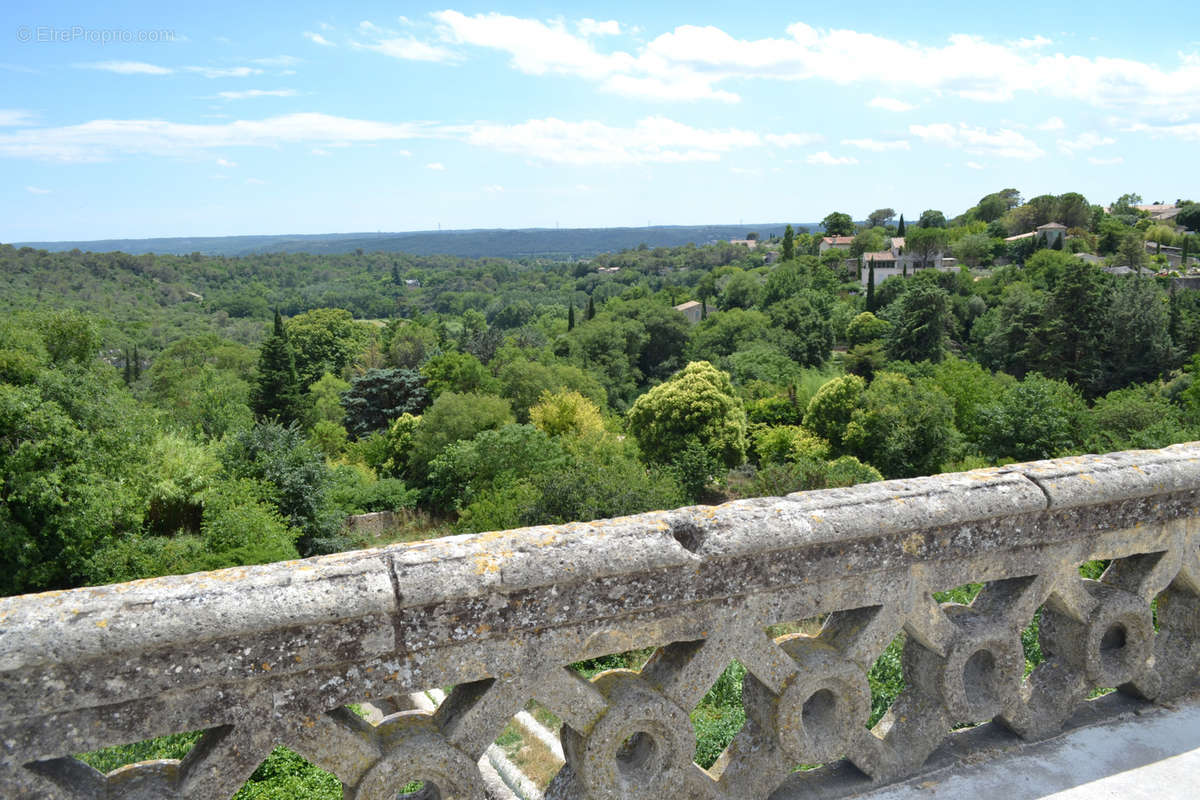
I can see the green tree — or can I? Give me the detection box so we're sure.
[586,295,596,321]
[342,368,429,439]
[850,228,887,258]
[427,424,565,512]
[285,308,373,387]
[407,392,515,483]
[802,374,866,451]
[627,361,748,469]
[953,233,994,267]
[866,208,897,229]
[766,293,834,367]
[221,422,343,556]
[905,227,948,269]
[866,259,877,312]
[896,214,906,236]
[1033,261,1107,395]
[782,224,795,261]
[421,351,497,398]
[886,283,952,363]
[977,373,1089,461]
[843,372,956,478]
[567,303,576,331]
[917,209,948,229]
[530,389,607,439]
[821,212,855,237]
[845,311,891,346]
[1177,205,1200,233]
[250,312,303,426]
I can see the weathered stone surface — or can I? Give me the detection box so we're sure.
[1,445,1199,799]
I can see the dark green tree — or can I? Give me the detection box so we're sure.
[567,303,575,331]
[250,312,303,425]
[896,214,906,236]
[886,283,951,363]
[586,295,596,321]
[342,368,429,439]
[782,224,795,261]
[1034,261,1108,395]
[866,259,877,312]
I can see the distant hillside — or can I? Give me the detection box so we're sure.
[12,223,816,260]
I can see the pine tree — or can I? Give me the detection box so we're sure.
[782,224,795,261]
[251,312,303,425]
[896,214,906,237]
[567,303,575,331]
[866,258,877,312]
[586,295,596,321]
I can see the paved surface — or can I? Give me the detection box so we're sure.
[862,700,1200,800]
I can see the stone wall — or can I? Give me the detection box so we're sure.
[2,445,1199,799]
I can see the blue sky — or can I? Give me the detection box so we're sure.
[3,1,1199,241]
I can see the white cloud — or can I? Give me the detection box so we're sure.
[457,116,762,165]
[764,132,824,147]
[78,60,174,75]
[1037,116,1066,131]
[0,110,34,126]
[482,184,504,192]
[577,19,621,37]
[245,177,265,184]
[1088,156,1124,165]
[392,15,1200,114]
[0,112,426,161]
[1013,35,1053,49]
[216,157,236,167]
[434,11,636,80]
[311,147,330,156]
[842,137,910,151]
[1124,120,1200,141]
[805,151,858,166]
[425,162,446,170]
[353,35,458,62]
[966,161,985,169]
[304,32,334,46]
[186,66,263,78]
[1057,131,1115,155]
[217,89,299,100]
[25,185,51,194]
[251,56,301,67]
[729,166,763,175]
[869,96,916,112]
[909,122,1045,159]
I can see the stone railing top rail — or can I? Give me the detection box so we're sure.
[2,444,1199,800]
[2,445,1198,675]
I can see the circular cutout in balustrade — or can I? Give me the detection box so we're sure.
[562,671,696,800]
[749,637,871,764]
[1040,581,1153,688]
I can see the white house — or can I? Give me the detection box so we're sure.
[858,236,952,286]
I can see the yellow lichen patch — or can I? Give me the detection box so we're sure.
[902,533,925,557]
[1079,475,1097,484]
[94,619,108,628]
[261,662,272,671]
[811,515,824,523]
[473,552,505,575]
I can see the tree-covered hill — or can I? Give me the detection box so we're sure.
[12,223,815,260]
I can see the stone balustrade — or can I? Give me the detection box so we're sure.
[2,445,1199,800]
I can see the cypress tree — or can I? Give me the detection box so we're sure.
[132,346,141,381]
[897,214,906,237]
[567,303,575,331]
[122,348,133,385]
[586,295,595,321]
[866,258,877,312]
[701,299,708,320]
[251,311,303,425]
[1182,236,1191,269]
[782,224,795,261]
